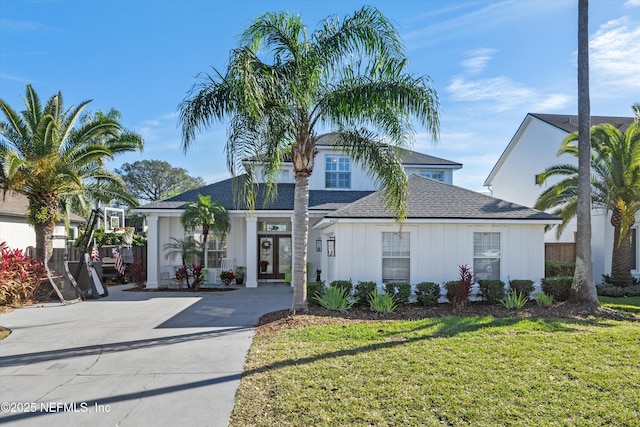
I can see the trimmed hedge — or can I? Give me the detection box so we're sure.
[384,282,411,304]
[415,282,441,306]
[596,284,640,297]
[307,281,325,305]
[545,261,575,277]
[354,281,377,305]
[541,276,572,301]
[329,280,353,295]
[478,279,506,303]
[509,279,535,296]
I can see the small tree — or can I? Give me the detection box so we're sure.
[181,195,230,266]
[163,237,200,288]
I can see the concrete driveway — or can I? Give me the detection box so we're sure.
[0,284,292,427]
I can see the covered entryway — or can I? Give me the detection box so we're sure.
[258,235,292,281]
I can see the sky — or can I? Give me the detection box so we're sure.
[1,0,639,193]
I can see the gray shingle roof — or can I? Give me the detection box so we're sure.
[529,113,634,134]
[327,175,559,221]
[1,191,85,222]
[136,176,374,211]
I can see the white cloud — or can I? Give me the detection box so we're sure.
[532,94,572,111]
[446,77,536,112]
[461,49,496,74]
[590,17,640,92]
[624,0,640,7]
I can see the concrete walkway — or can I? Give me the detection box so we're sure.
[0,284,292,427]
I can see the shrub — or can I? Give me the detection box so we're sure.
[601,274,640,287]
[509,279,534,296]
[307,281,325,305]
[445,264,474,309]
[478,279,506,303]
[541,276,573,301]
[315,286,353,312]
[501,290,528,309]
[536,292,554,307]
[354,281,377,305]
[596,284,640,297]
[415,282,441,306]
[128,260,146,287]
[329,280,353,295]
[368,291,397,313]
[545,261,575,277]
[384,282,411,305]
[1,242,46,306]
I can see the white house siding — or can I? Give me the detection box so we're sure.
[0,215,78,252]
[487,118,576,243]
[322,221,546,294]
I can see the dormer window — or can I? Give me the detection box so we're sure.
[325,155,350,188]
[419,170,444,182]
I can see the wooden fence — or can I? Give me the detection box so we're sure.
[545,242,576,263]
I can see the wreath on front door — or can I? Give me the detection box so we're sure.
[261,240,272,250]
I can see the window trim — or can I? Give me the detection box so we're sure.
[473,232,501,282]
[418,170,445,182]
[325,155,351,189]
[381,231,410,283]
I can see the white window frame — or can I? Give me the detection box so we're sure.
[325,155,351,189]
[205,234,227,269]
[473,232,501,281]
[382,231,410,283]
[419,170,445,182]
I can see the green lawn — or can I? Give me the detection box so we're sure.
[600,296,640,314]
[231,311,640,426]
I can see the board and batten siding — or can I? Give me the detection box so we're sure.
[324,222,546,288]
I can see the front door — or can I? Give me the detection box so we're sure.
[258,235,292,280]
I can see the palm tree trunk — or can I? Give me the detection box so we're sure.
[572,0,599,308]
[610,210,633,286]
[34,221,55,262]
[291,171,310,314]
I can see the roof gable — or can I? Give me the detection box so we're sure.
[485,113,635,186]
[328,174,559,221]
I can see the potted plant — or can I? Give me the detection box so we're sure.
[259,260,269,273]
[235,266,245,285]
[220,270,236,286]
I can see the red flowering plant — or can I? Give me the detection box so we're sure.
[1,242,46,306]
[220,270,236,286]
[175,266,189,289]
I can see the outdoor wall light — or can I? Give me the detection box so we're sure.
[327,237,335,257]
[316,238,322,252]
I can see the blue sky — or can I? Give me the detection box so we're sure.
[1,0,639,193]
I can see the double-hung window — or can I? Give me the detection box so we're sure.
[325,155,350,188]
[473,232,500,281]
[382,232,410,283]
[206,235,227,269]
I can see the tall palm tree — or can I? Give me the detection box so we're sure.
[535,120,640,287]
[0,85,143,260]
[179,7,439,313]
[181,194,230,266]
[572,0,598,307]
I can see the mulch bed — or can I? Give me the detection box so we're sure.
[256,301,639,335]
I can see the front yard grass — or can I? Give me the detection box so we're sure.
[599,296,640,314]
[230,314,640,426]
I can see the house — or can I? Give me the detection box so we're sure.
[137,134,560,292]
[484,113,638,281]
[0,191,84,251]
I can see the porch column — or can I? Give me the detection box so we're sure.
[245,216,258,288]
[146,215,159,289]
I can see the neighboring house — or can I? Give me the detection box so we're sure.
[484,113,638,281]
[137,134,559,291]
[0,191,84,251]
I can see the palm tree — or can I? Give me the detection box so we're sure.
[181,194,230,265]
[179,7,439,313]
[0,85,143,260]
[535,120,640,287]
[163,236,200,288]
